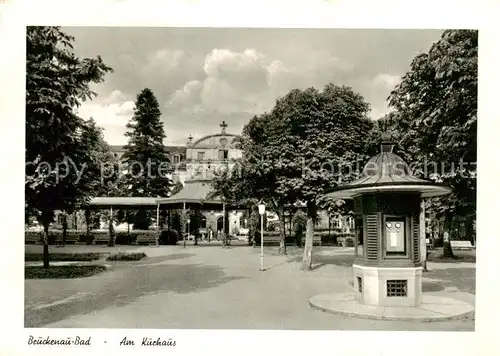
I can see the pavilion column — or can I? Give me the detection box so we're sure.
[420,199,427,271]
[222,203,229,246]
[183,202,186,248]
[108,207,115,247]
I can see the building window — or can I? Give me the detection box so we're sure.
[173,155,180,164]
[197,152,205,161]
[357,276,363,293]
[57,214,64,225]
[218,150,228,160]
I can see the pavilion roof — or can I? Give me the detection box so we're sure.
[156,179,223,207]
[86,180,244,210]
[87,197,160,209]
[325,136,452,199]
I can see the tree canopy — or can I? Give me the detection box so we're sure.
[387,30,477,218]
[25,26,113,267]
[121,88,173,229]
[211,83,374,266]
[122,88,173,198]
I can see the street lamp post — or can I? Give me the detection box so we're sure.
[258,202,266,271]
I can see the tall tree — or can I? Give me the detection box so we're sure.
[25,26,112,268]
[122,88,173,228]
[212,84,373,267]
[388,30,477,257]
[269,85,373,270]
[210,113,295,254]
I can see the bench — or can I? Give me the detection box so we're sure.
[302,235,322,246]
[25,232,42,244]
[450,240,474,250]
[259,235,281,246]
[93,234,111,245]
[136,234,157,245]
[54,234,80,245]
[337,236,354,247]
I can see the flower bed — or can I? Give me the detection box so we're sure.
[106,252,147,261]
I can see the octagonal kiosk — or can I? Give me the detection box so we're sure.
[325,134,452,308]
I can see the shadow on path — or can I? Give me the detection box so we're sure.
[118,253,196,266]
[289,253,355,269]
[424,267,476,294]
[25,262,245,328]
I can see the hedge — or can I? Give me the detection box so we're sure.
[25,229,162,245]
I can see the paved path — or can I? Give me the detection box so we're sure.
[24,245,475,330]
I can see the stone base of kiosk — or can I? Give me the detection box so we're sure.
[309,292,475,322]
[353,264,422,307]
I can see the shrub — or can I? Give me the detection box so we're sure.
[160,229,179,245]
[267,221,277,232]
[254,230,282,245]
[25,265,107,279]
[434,238,444,247]
[115,232,139,245]
[106,252,147,261]
[321,235,338,245]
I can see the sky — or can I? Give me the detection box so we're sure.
[64,27,444,146]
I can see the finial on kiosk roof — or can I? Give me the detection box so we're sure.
[380,132,395,153]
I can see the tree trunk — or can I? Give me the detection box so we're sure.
[301,203,315,271]
[466,216,475,246]
[442,213,455,258]
[42,222,50,269]
[278,207,286,255]
[328,214,331,240]
[62,212,68,247]
[248,206,256,246]
[182,207,187,248]
[108,208,115,247]
[85,209,91,238]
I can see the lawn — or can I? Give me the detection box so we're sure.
[25,252,105,262]
[25,265,107,279]
[427,248,476,263]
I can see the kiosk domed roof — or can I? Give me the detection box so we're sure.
[325,133,452,199]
